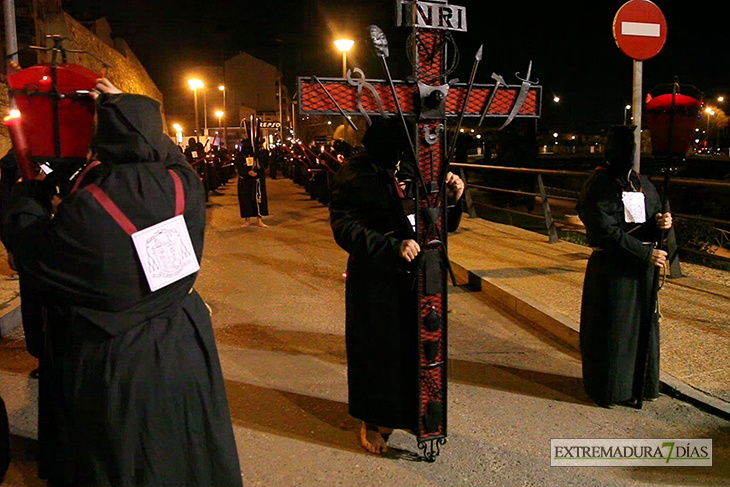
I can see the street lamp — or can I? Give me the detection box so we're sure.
[215,110,224,130]
[334,39,354,144]
[203,89,209,138]
[624,104,632,125]
[334,39,354,77]
[172,123,183,144]
[705,107,715,151]
[188,78,204,143]
[219,85,227,147]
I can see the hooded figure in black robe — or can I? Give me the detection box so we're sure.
[576,125,671,407]
[329,120,463,454]
[235,152,268,226]
[4,83,242,486]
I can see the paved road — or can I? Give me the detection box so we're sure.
[1,178,728,486]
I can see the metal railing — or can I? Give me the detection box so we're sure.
[452,163,589,244]
[452,161,730,272]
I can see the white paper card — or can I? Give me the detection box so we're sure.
[191,151,198,159]
[131,215,200,292]
[622,191,646,223]
[407,213,416,232]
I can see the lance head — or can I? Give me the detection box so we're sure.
[475,45,483,62]
[367,25,389,58]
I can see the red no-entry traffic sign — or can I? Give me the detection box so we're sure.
[613,0,667,60]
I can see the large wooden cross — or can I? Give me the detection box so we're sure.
[298,0,541,461]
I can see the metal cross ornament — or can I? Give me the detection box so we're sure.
[298,0,542,462]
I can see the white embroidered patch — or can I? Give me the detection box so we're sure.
[131,215,200,292]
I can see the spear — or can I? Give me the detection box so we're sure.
[632,79,679,409]
[444,44,483,175]
[367,25,420,168]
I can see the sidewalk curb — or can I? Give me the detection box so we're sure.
[450,261,580,352]
[660,373,730,421]
[450,258,730,421]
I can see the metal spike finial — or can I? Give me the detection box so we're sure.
[367,25,389,58]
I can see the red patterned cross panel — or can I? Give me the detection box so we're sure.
[298,76,542,119]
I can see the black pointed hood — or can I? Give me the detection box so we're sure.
[91,93,171,164]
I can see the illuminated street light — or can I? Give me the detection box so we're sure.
[334,39,355,143]
[553,96,560,103]
[188,78,204,142]
[219,85,227,147]
[705,107,715,150]
[215,110,224,129]
[334,39,355,76]
[172,123,183,144]
[624,104,632,125]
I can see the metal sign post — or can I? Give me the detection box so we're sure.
[613,0,668,172]
[298,0,541,461]
[613,0,670,410]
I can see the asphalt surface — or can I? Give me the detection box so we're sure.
[0,176,728,486]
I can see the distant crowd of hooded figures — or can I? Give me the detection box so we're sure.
[176,134,354,228]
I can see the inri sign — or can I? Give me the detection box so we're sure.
[396,0,467,32]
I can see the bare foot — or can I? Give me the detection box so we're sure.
[256,219,268,228]
[359,422,390,454]
[241,222,250,228]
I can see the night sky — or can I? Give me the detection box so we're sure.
[65,0,730,132]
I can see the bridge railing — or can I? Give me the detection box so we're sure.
[452,162,730,273]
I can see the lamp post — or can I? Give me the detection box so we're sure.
[624,104,632,125]
[172,123,183,145]
[188,78,204,143]
[219,85,227,147]
[705,107,715,151]
[215,110,224,130]
[203,88,209,139]
[715,95,730,156]
[334,38,354,144]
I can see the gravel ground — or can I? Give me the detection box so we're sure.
[681,261,730,287]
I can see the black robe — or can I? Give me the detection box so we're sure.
[5,93,242,486]
[576,167,662,404]
[0,394,8,483]
[329,150,461,429]
[235,159,268,218]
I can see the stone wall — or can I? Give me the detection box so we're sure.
[0,11,165,155]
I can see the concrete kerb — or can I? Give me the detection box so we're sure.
[449,257,730,421]
[450,260,580,352]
